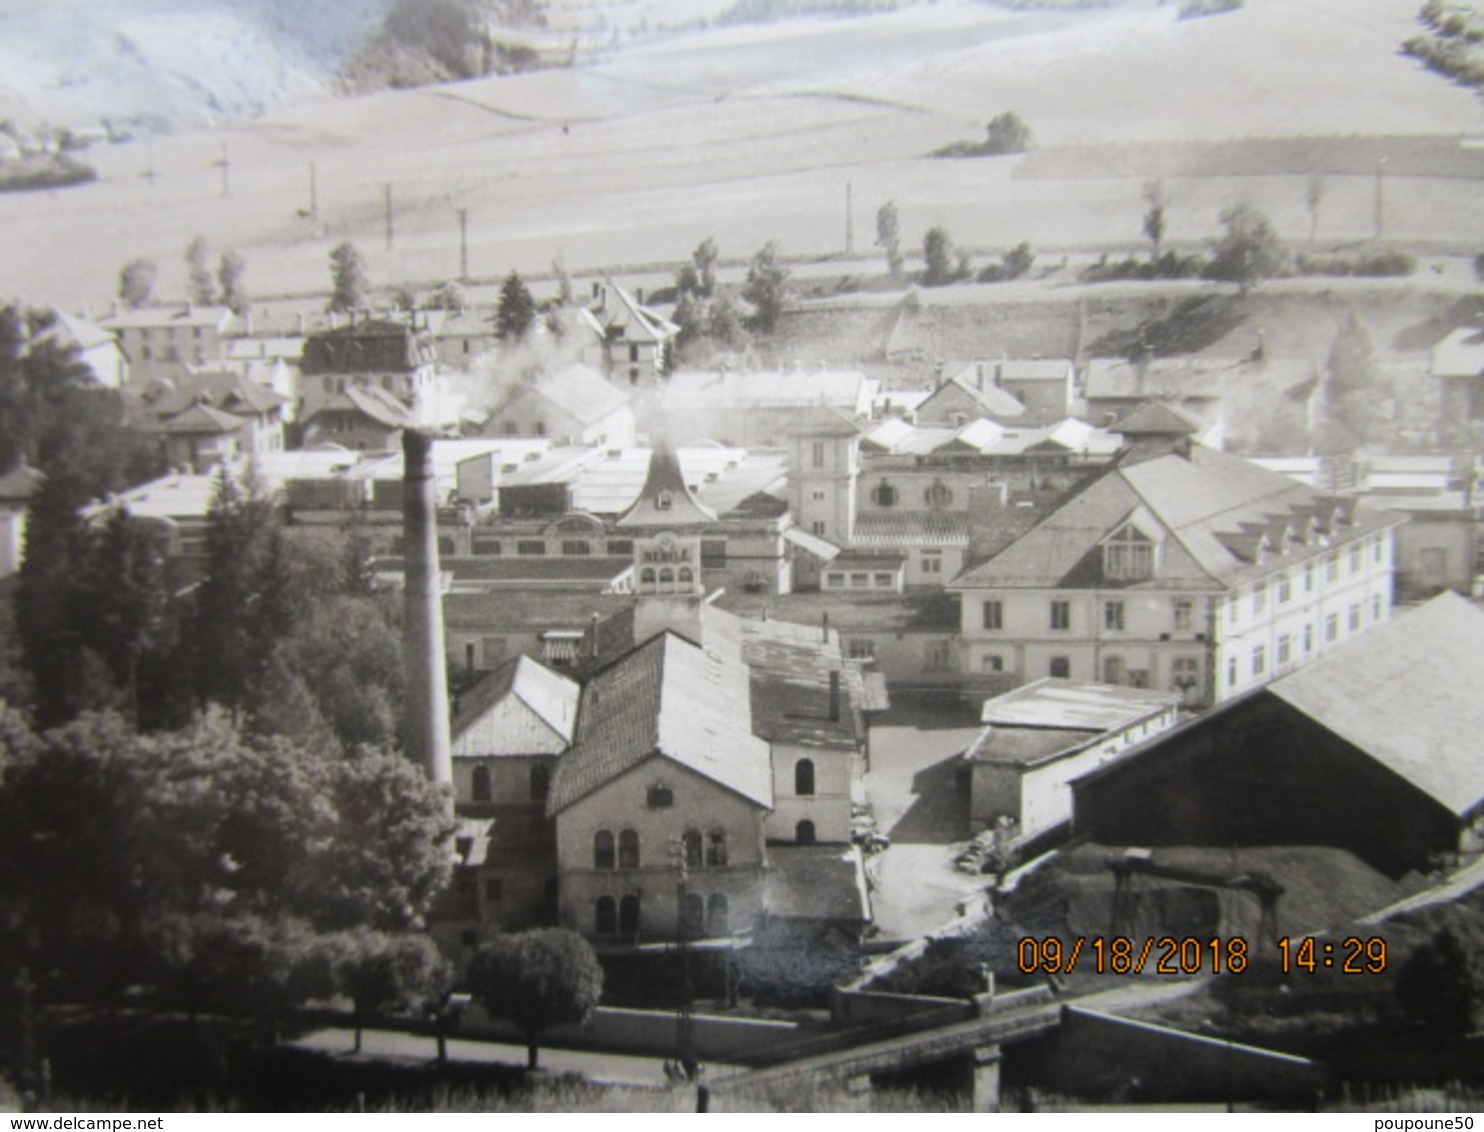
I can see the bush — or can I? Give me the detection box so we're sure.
[1296,251,1417,278]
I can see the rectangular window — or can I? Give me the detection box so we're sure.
[1252,646,1265,676]
[925,640,953,671]
[811,442,825,468]
[561,539,591,556]
[1228,599,1238,624]
[982,601,1003,631]
[921,556,942,574]
[1227,656,1238,688]
[812,490,825,501]
[1251,583,1266,615]
[1277,576,1291,603]
[517,540,546,556]
[646,785,673,809]
[1173,600,1192,631]
[1050,656,1070,679]
[1305,567,1313,593]
[473,538,502,556]
[1326,555,1338,582]
[607,539,634,557]
[1050,600,1070,631]
[981,654,1004,673]
[874,573,894,588]
[1303,623,1313,653]
[1171,656,1200,692]
[850,572,869,588]
[825,573,844,589]
[847,638,875,660]
[1104,601,1125,631]
[1373,537,1383,563]
[1348,603,1361,631]
[1349,546,1361,573]
[701,539,727,568]
[1325,613,1337,642]
[1372,594,1381,620]
[1277,635,1291,664]
[811,520,826,536]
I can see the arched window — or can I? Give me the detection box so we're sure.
[678,565,694,586]
[640,566,656,588]
[924,481,953,508]
[471,765,492,803]
[682,828,703,869]
[618,828,640,869]
[795,819,817,845]
[659,566,675,592]
[530,763,550,802]
[594,829,615,870]
[871,481,898,507]
[706,893,729,937]
[795,758,816,797]
[619,894,641,937]
[657,490,673,511]
[707,830,728,867]
[595,896,617,936]
[681,892,704,938]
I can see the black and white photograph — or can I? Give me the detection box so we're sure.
[0,0,1482,1116]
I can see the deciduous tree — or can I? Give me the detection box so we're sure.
[1206,202,1286,294]
[467,929,603,1069]
[876,201,903,278]
[186,236,216,306]
[118,258,158,309]
[741,241,789,334]
[922,226,958,286]
[983,112,1033,155]
[218,249,249,314]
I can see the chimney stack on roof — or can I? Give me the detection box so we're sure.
[828,669,841,723]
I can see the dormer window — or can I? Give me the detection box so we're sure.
[1103,525,1155,581]
[656,490,672,512]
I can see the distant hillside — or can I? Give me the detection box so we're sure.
[0,0,396,132]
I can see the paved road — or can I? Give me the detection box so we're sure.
[864,708,986,940]
[292,1027,736,1087]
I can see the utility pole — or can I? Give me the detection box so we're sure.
[218,140,230,198]
[459,208,469,281]
[845,181,855,256]
[384,182,394,251]
[308,161,318,221]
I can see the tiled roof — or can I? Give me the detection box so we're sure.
[1111,401,1203,436]
[547,632,771,814]
[150,372,287,419]
[301,319,437,375]
[442,591,637,633]
[951,445,1405,592]
[714,590,961,633]
[306,386,417,430]
[158,402,249,435]
[102,305,235,332]
[919,373,1027,420]
[1266,592,1484,817]
[763,844,869,922]
[451,654,580,756]
[377,556,631,584]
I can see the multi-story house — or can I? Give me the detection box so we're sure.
[102,304,239,387]
[949,407,1406,707]
[298,315,443,430]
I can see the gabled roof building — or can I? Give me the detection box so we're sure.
[1071,593,1484,875]
[949,428,1406,707]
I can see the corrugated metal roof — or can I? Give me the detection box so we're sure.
[1267,592,1484,817]
[852,512,970,547]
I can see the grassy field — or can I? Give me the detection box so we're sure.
[0,0,1480,310]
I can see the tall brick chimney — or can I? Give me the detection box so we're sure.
[403,430,453,803]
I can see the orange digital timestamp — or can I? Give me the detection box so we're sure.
[1016,936,1251,975]
[1277,936,1388,974]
